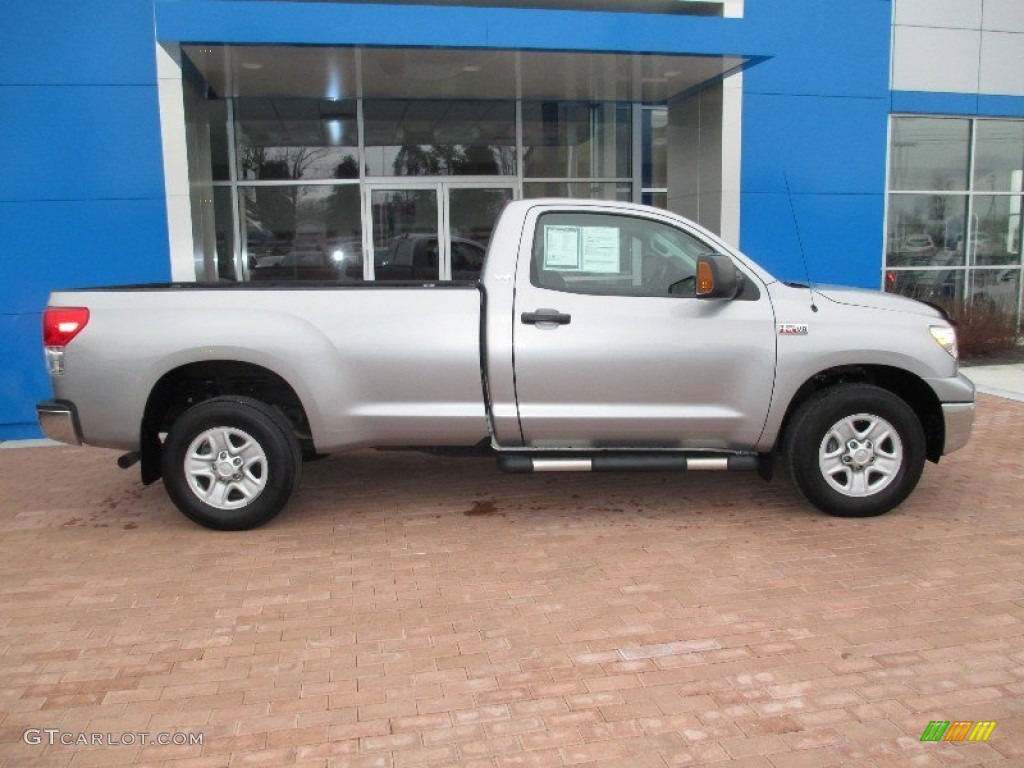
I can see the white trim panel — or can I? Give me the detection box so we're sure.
[980,32,1024,96]
[983,0,1024,33]
[720,70,742,246]
[893,0,981,30]
[156,43,197,282]
[891,26,981,94]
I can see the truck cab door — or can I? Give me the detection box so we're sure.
[511,206,777,450]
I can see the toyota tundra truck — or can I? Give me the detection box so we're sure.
[36,199,975,530]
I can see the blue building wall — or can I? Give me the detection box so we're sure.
[892,90,1024,118]
[1,0,892,439]
[738,0,892,289]
[0,1,171,439]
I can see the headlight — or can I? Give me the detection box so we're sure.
[930,325,958,360]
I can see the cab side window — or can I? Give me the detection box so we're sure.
[531,212,712,297]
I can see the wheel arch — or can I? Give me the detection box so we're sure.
[775,365,944,463]
[140,360,313,485]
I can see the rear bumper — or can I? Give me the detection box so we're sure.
[36,400,83,445]
[942,401,974,455]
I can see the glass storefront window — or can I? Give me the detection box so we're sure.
[889,117,970,191]
[448,187,512,254]
[885,115,1024,324]
[970,195,1023,266]
[885,194,968,267]
[643,107,668,189]
[209,100,230,182]
[363,100,516,177]
[235,99,360,181]
[970,268,1022,316]
[370,189,440,281]
[213,187,236,280]
[241,185,363,282]
[974,121,1024,193]
[208,95,647,283]
[367,185,512,282]
[886,268,965,306]
[522,101,631,179]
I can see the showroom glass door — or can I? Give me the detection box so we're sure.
[368,185,442,281]
[446,184,515,280]
[367,182,515,281]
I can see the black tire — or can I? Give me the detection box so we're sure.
[784,384,926,518]
[161,396,301,530]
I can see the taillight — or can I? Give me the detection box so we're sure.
[43,307,90,347]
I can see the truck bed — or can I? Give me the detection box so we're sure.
[49,282,489,452]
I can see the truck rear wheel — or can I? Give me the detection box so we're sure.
[784,384,925,518]
[161,396,301,530]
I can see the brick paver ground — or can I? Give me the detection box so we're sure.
[1,394,1022,767]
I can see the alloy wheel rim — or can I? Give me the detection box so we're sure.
[184,426,268,510]
[818,413,903,497]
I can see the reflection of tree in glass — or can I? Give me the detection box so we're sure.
[241,147,329,241]
[928,173,956,192]
[326,187,361,241]
[393,144,466,175]
[334,156,359,180]
[391,144,514,176]
[326,158,362,244]
[460,146,499,175]
[927,194,947,223]
[246,186,299,243]
[240,146,329,181]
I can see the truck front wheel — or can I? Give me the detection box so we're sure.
[161,396,301,530]
[784,384,926,518]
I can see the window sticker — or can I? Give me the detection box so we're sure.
[580,226,620,273]
[544,225,581,269]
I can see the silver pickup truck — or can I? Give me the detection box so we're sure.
[37,199,974,530]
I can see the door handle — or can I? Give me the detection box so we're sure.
[521,309,572,326]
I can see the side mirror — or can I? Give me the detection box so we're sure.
[696,253,741,300]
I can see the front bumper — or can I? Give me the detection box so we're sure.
[942,402,974,455]
[36,400,83,445]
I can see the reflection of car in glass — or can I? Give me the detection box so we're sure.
[252,254,283,268]
[888,257,1021,314]
[972,269,1021,312]
[250,236,364,282]
[450,239,487,280]
[890,233,937,266]
[374,235,486,281]
[955,231,997,262]
[902,234,935,252]
[326,238,366,281]
[887,252,964,305]
[250,250,343,282]
[325,239,361,265]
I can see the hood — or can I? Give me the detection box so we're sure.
[812,285,946,319]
